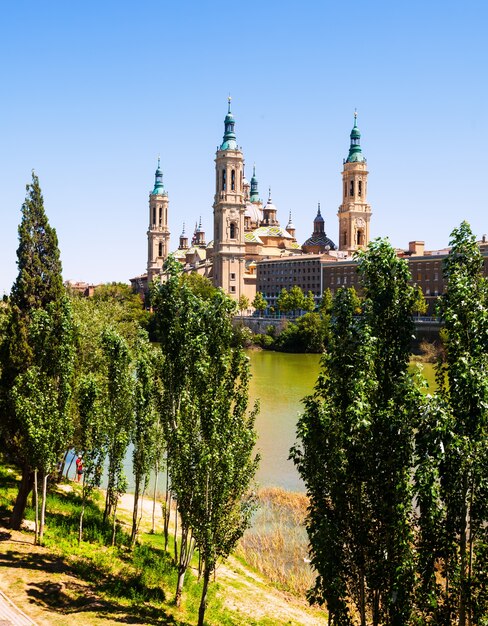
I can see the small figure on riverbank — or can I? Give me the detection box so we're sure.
[75,456,83,482]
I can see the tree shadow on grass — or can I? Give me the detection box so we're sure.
[26,579,182,625]
[0,550,189,625]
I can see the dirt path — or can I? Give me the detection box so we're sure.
[118,491,327,625]
[0,487,327,625]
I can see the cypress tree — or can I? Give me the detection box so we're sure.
[0,172,67,529]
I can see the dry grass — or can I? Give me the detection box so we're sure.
[237,487,314,596]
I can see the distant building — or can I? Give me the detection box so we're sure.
[131,103,371,302]
[65,280,99,297]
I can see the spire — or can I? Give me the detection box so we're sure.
[197,216,203,232]
[220,96,238,151]
[346,110,366,163]
[314,202,325,233]
[152,156,165,194]
[250,162,259,202]
[179,222,188,250]
[267,187,272,203]
[286,210,295,230]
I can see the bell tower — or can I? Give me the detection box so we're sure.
[213,97,246,300]
[337,112,372,253]
[147,157,170,283]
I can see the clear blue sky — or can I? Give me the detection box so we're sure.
[1,0,486,295]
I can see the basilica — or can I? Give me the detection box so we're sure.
[133,100,372,302]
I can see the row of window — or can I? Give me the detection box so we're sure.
[259,267,319,275]
[344,180,364,198]
[152,206,166,226]
[219,168,242,192]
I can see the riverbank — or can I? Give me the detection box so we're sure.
[0,464,327,626]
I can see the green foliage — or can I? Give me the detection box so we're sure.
[0,174,74,530]
[180,271,219,300]
[238,293,250,314]
[274,314,327,353]
[252,292,268,315]
[293,240,421,625]
[412,285,428,315]
[91,282,150,328]
[319,288,333,315]
[152,255,259,623]
[416,221,488,624]
[277,288,291,314]
[100,328,134,523]
[303,290,316,313]
[10,172,63,311]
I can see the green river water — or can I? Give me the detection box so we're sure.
[106,352,435,493]
[247,350,436,492]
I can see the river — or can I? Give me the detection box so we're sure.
[82,351,435,494]
[247,350,436,492]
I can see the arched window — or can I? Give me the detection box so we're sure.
[230,222,236,239]
[240,171,243,190]
[222,169,227,191]
[357,230,363,246]
[231,169,235,191]
[358,181,362,197]
[158,242,163,257]
[350,180,354,196]
[344,182,347,198]
[152,207,156,225]
[159,206,162,225]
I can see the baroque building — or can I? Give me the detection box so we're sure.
[131,103,369,302]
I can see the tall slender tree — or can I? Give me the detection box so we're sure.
[152,256,259,617]
[101,328,134,536]
[293,239,421,625]
[0,173,68,529]
[416,222,488,625]
[130,332,161,547]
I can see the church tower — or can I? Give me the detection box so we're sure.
[337,112,372,253]
[147,157,170,283]
[213,98,246,299]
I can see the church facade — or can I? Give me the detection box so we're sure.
[133,102,371,302]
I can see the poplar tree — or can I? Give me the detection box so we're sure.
[293,239,421,625]
[416,222,488,624]
[101,328,133,541]
[152,256,259,618]
[130,332,161,547]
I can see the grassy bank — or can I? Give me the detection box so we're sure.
[0,461,327,626]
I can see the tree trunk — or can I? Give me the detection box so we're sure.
[163,479,171,551]
[174,503,179,564]
[459,475,468,626]
[10,464,33,530]
[175,524,194,606]
[58,449,69,482]
[198,565,211,626]
[131,474,140,547]
[34,469,39,545]
[78,475,86,545]
[39,472,48,544]
[111,499,118,547]
[151,459,159,534]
